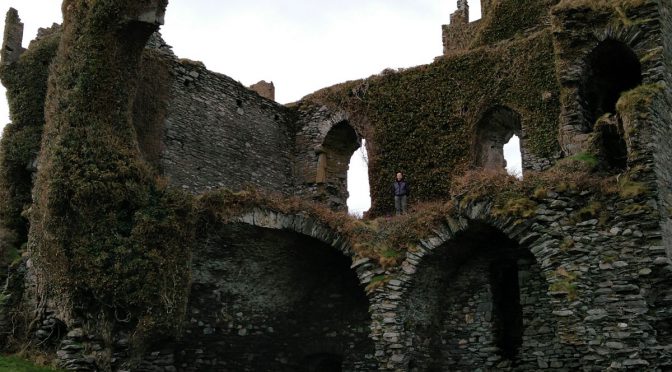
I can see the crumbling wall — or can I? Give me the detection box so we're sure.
[0,12,60,275]
[442,0,482,56]
[249,80,275,101]
[471,0,559,47]
[25,3,196,370]
[1,1,671,371]
[551,0,661,158]
[1,8,24,64]
[152,43,294,194]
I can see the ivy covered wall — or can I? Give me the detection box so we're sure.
[301,30,561,216]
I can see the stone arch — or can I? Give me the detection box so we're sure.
[556,24,654,158]
[294,106,371,213]
[473,106,522,172]
[180,209,378,371]
[580,39,642,129]
[578,39,642,171]
[316,120,362,210]
[368,201,580,371]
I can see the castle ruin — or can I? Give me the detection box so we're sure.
[0,0,671,371]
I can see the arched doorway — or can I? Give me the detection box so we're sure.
[474,106,522,174]
[180,218,376,371]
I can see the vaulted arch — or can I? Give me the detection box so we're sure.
[366,201,580,371]
[180,209,377,371]
[401,222,548,369]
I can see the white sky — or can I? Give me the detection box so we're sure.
[0,1,524,215]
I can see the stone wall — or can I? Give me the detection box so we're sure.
[1,8,24,65]
[148,38,295,195]
[179,213,377,371]
[441,1,480,56]
[249,80,275,101]
[656,0,672,259]
[364,184,671,370]
[551,1,661,158]
[400,225,567,370]
[293,105,362,211]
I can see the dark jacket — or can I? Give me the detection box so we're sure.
[393,180,410,196]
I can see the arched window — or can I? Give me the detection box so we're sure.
[317,121,362,211]
[347,139,371,217]
[582,40,642,128]
[475,106,522,174]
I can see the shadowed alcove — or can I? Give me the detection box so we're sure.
[179,222,376,371]
[581,39,641,171]
[581,39,642,128]
[402,222,559,370]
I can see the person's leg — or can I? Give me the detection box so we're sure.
[395,196,401,216]
[401,195,408,214]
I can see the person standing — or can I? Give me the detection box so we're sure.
[393,172,410,215]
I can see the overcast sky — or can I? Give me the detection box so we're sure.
[0,1,525,216]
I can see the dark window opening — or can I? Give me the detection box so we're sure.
[490,259,524,360]
[582,39,642,128]
[475,106,522,173]
[596,118,628,170]
[302,353,343,372]
[655,318,672,345]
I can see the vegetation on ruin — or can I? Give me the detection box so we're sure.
[0,30,60,268]
[24,0,194,354]
[549,266,579,301]
[0,0,664,364]
[471,0,559,46]
[302,31,561,216]
[0,355,63,372]
[554,0,650,13]
[616,83,664,118]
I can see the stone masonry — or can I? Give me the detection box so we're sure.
[147,36,295,195]
[0,0,671,371]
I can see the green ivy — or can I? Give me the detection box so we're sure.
[302,31,561,216]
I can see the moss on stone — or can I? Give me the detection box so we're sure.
[472,0,559,46]
[26,0,192,350]
[303,31,560,216]
[0,31,60,250]
[554,0,649,12]
[616,83,664,116]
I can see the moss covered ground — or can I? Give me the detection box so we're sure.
[0,355,63,372]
